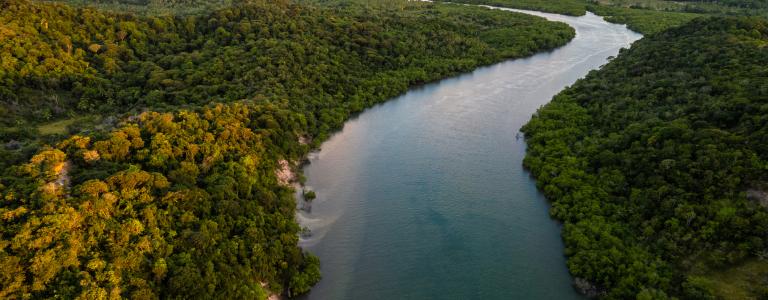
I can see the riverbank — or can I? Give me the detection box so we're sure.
[521,15,768,298]
[450,0,703,34]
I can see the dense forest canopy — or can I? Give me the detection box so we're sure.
[1,105,320,299]
[587,4,701,34]
[51,0,240,15]
[0,0,573,166]
[522,16,768,298]
[0,0,576,298]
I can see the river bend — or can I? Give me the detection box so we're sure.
[297,6,642,299]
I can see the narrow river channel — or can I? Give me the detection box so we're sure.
[296,6,642,299]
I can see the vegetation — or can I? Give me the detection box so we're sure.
[303,190,316,201]
[44,0,243,16]
[0,0,573,153]
[0,0,575,298]
[430,0,588,16]
[0,0,575,168]
[588,4,701,34]
[522,16,768,298]
[670,0,768,10]
[1,105,319,299]
[451,0,768,34]
[595,0,768,15]
[689,258,768,299]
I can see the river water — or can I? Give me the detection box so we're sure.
[296,6,641,300]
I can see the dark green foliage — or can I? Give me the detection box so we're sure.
[522,16,768,298]
[588,4,701,34]
[303,190,316,201]
[672,0,768,9]
[0,0,573,127]
[48,0,243,15]
[424,0,588,16]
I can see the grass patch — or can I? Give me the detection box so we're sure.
[37,116,94,135]
[691,258,768,299]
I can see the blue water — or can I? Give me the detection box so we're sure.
[297,7,641,300]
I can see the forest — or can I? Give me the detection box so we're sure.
[0,0,574,169]
[0,0,575,298]
[522,16,768,298]
[453,0,768,34]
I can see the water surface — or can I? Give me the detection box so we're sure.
[297,7,641,299]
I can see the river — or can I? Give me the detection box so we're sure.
[296,6,642,300]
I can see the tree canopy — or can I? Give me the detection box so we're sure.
[523,16,768,299]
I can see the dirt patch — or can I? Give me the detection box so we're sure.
[747,188,768,208]
[260,281,281,300]
[55,161,71,189]
[573,277,605,298]
[276,159,296,186]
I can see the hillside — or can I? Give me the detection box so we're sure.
[0,0,575,298]
[522,16,768,298]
